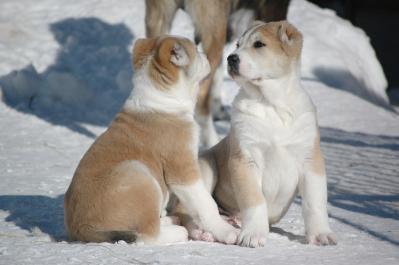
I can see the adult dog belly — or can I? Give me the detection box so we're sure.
[258,146,300,224]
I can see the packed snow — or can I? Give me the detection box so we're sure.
[0,0,398,264]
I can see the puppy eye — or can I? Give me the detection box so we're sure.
[253,41,266,48]
[236,42,240,48]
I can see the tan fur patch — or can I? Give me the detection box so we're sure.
[133,37,158,70]
[206,133,265,212]
[148,37,196,90]
[257,21,303,60]
[226,132,265,208]
[65,110,200,242]
[311,132,326,176]
[145,0,290,118]
[189,0,230,115]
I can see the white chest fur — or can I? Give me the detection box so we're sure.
[231,87,318,221]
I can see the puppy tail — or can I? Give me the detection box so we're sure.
[99,230,138,243]
[69,226,138,243]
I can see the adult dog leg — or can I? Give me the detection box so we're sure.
[145,0,179,37]
[187,0,230,147]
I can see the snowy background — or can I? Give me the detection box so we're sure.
[0,0,398,264]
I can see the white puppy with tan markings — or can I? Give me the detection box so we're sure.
[64,35,238,245]
[198,21,337,247]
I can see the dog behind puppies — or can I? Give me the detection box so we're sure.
[64,36,238,245]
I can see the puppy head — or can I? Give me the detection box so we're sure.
[227,20,303,84]
[133,36,210,91]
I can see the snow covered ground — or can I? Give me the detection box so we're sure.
[0,0,398,264]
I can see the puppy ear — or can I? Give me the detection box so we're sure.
[132,37,158,70]
[278,22,302,46]
[170,43,189,67]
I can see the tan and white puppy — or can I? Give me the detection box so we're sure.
[145,0,290,148]
[198,21,337,247]
[64,36,238,245]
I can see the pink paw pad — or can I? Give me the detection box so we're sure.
[200,231,215,242]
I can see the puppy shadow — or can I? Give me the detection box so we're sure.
[0,17,135,138]
[0,194,66,241]
[270,226,307,244]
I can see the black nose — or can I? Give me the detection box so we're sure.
[227,54,240,65]
[227,54,240,75]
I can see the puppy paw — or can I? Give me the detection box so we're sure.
[238,228,268,248]
[213,222,239,245]
[200,231,216,242]
[188,228,215,242]
[186,219,238,244]
[189,228,204,240]
[307,232,337,246]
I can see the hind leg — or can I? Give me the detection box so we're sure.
[84,160,163,244]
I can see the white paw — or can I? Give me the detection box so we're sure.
[307,232,337,246]
[200,231,216,242]
[238,228,268,248]
[188,228,215,242]
[212,221,239,245]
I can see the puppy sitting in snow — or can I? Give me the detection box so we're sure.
[64,36,238,245]
[198,21,337,247]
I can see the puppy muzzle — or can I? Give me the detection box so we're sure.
[227,54,240,76]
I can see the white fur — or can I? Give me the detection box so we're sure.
[123,52,210,120]
[230,25,335,246]
[170,180,238,244]
[154,224,188,245]
[135,222,188,245]
[238,203,269,248]
[124,45,237,244]
[196,112,219,149]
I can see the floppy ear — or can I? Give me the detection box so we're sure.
[170,43,189,67]
[132,37,158,70]
[278,22,303,46]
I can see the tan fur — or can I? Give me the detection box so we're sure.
[256,21,303,60]
[65,36,204,243]
[64,110,200,242]
[133,36,197,90]
[145,0,180,38]
[209,133,265,213]
[210,22,304,211]
[187,0,230,115]
[133,37,158,70]
[145,0,290,117]
[311,132,326,176]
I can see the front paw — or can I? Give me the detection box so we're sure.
[307,232,337,246]
[186,223,216,242]
[212,221,240,245]
[238,228,268,248]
